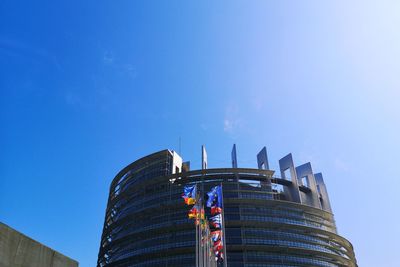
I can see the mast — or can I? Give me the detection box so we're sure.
[195,188,199,267]
[201,145,207,267]
[220,183,228,267]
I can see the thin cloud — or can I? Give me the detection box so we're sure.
[223,103,243,135]
[102,50,137,79]
[103,51,114,64]
[0,36,61,70]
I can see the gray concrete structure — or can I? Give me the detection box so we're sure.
[201,145,208,169]
[278,153,302,203]
[231,144,238,168]
[182,161,191,172]
[257,146,269,170]
[296,162,322,209]
[315,172,333,213]
[0,223,78,267]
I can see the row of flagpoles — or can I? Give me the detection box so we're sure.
[182,184,227,267]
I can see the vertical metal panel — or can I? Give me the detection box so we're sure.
[172,151,183,174]
[314,173,333,213]
[202,145,208,170]
[279,153,302,203]
[295,163,322,209]
[231,144,238,168]
[257,147,269,170]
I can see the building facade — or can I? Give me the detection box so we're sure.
[97,147,357,267]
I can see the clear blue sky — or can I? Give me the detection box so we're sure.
[1,1,399,266]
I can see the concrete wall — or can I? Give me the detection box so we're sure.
[0,223,78,267]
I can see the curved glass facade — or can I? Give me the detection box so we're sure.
[97,150,357,267]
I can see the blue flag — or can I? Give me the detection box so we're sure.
[182,185,197,205]
[206,185,223,209]
[183,185,196,198]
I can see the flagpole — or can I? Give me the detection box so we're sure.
[195,186,199,267]
[199,195,203,267]
[201,147,205,267]
[206,223,209,267]
[206,225,209,267]
[220,183,228,267]
[196,219,199,267]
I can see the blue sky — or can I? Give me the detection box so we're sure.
[1,1,399,266]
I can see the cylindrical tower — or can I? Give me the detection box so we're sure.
[97,149,357,267]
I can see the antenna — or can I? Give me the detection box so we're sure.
[179,136,181,155]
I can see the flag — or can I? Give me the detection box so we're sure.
[213,239,223,252]
[206,186,218,207]
[195,207,206,226]
[210,214,222,228]
[200,207,205,220]
[215,251,224,262]
[183,185,197,199]
[211,206,222,215]
[182,185,197,205]
[211,230,221,242]
[188,206,198,219]
[206,186,223,214]
[184,197,196,205]
[206,186,221,207]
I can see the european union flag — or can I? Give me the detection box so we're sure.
[206,186,223,214]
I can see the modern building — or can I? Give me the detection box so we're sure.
[97,146,357,267]
[0,222,78,267]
